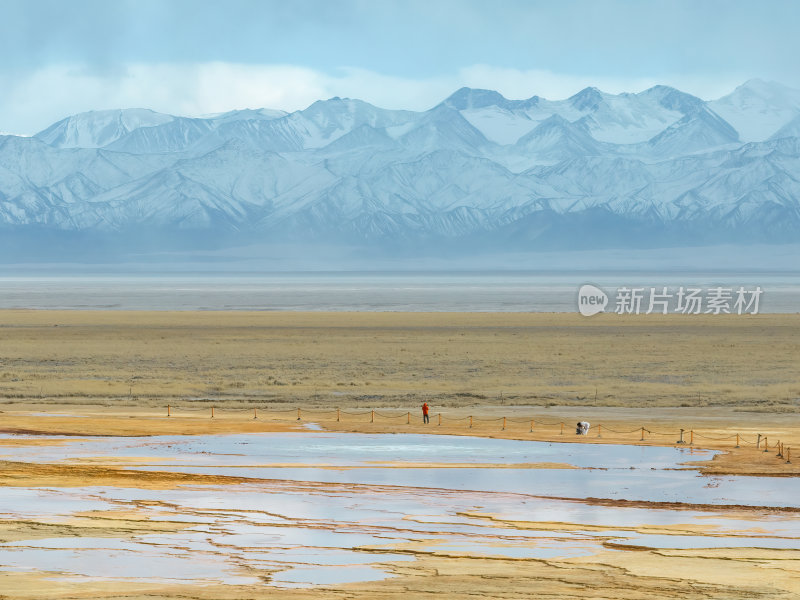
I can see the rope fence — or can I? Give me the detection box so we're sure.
[160,404,792,465]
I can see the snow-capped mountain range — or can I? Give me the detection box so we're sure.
[2,79,799,258]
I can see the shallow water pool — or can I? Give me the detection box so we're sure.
[0,431,797,587]
[0,432,793,507]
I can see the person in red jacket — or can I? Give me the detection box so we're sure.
[422,402,429,424]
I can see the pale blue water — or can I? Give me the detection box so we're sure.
[0,272,798,311]
[1,432,798,586]
[1,432,795,507]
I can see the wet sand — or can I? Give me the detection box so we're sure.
[1,410,799,598]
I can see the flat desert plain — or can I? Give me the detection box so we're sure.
[1,310,799,410]
[0,310,798,598]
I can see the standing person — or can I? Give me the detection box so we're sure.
[422,402,429,424]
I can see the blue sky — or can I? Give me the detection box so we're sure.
[2,0,799,134]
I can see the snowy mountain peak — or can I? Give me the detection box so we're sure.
[304,96,373,114]
[728,79,800,102]
[35,108,175,149]
[648,106,739,156]
[637,85,705,114]
[398,104,490,152]
[442,87,512,110]
[208,108,289,123]
[715,79,800,115]
[299,97,413,127]
[531,113,573,130]
[515,113,601,160]
[710,79,800,142]
[569,87,604,111]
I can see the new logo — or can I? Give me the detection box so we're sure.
[577,284,608,316]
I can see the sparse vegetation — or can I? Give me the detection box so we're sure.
[0,310,798,413]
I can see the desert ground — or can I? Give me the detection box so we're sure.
[1,310,798,410]
[0,310,798,598]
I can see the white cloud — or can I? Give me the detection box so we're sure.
[0,61,753,135]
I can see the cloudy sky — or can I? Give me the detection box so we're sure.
[2,0,799,134]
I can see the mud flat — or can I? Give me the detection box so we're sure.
[0,419,799,599]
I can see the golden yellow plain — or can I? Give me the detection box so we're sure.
[1,310,798,411]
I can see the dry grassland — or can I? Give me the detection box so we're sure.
[0,310,798,411]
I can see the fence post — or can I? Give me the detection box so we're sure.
[407,411,410,425]
[337,408,340,422]
[757,434,761,449]
[297,407,301,421]
[787,447,791,464]
[560,422,564,435]
[254,407,257,420]
[469,415,473,428]
[764,436,769,453]
[502,417,506,430]
[438,413,441,426]
[597,424,602,438]
[640,427,645,441]
[211,406,215,419]
[777,442,783,458]
[371,410,374,424]
[530,419,534,433]
[677,429,684,444]
[689,430,693,445]
[167,405,171,417]
[735,433,739,448]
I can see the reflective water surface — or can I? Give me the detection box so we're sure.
[0,432,797,587]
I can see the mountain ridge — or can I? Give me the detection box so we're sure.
[0,81,798,259]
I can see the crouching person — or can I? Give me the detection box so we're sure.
[576,421,590,435]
